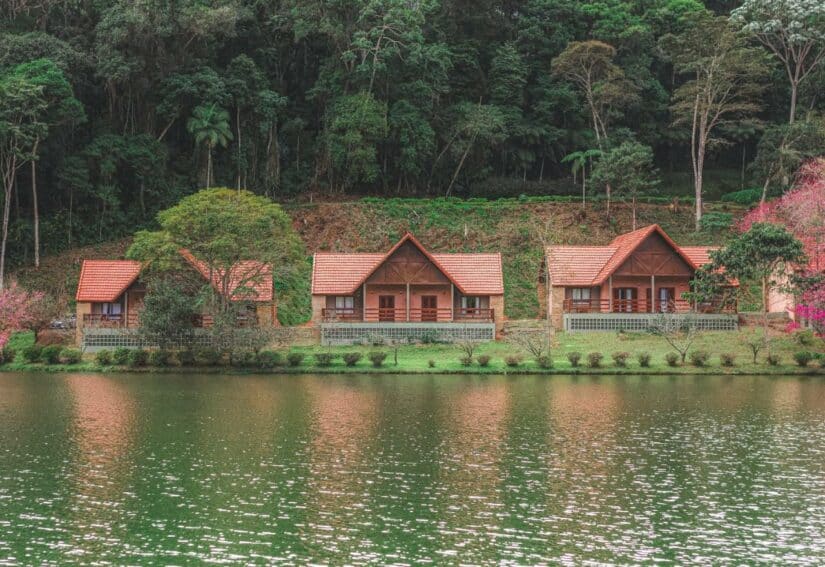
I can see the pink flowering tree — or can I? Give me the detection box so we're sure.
[0,282,44,349]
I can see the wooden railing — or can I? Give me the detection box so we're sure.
[322,307,495,322]
[562,299,693,314]
[82,313,140,328]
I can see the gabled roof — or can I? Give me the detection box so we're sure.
[180,250,273,302]
[546,225,713,287]
[311,234,504,296]
[76,260,142,302]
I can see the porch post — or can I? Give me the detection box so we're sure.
[406,282,410,322]
[363,283,367,321]
[608,276,613,313]
[124,292,129,328]
[450,283,455,321]
[650,274,655,313]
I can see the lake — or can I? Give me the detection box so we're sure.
[1,372,825,564]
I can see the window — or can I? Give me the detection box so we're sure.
[571,288,591,302]
[335,296,354,310]
[461,296,479,309]
[101,302,122,315]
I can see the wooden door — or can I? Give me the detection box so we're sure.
[659,287,675,312]
[379,295,395,321]
[421,296,438,322]
[613,288,637,313]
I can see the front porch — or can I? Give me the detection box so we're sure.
[321,306,495,323]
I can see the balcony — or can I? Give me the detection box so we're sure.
[321,307,495,323]
[83,313,259,329]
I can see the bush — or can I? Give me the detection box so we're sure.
[794,329,816,346]
[112,347,131,365]
[196,347,223,366]
[699,212,733,233]
[256,350,281,369]
[459,355,473,367]
[612,352,630,367]
[793,351,814,367]
[721,187,761,205]
[368,351,387,367]
[477,354,491,367]
[149,350,172,367]
[535,355,553,369]
[41,345,63,365]
[567,351,582,367]
[767,353,781,366]
[343,352,362,367]
[665,352,680,367]
[230,351,257,368]
[720,353,736,367]
[419,330,440,344]
[60,349,82,365]
[95,349,112,366]
[586,352,603,368]
[22,344,42,363]
[428,359,436,368]
[1,347,16,364]
[128,349,149,367]
[505,354,522,367]
[177,350,196,367]
[286,352,305,367]
[689,351,710,367]
[637,352,651,367]
[314,352,337,367]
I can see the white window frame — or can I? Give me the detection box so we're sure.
[571,288,591,302]
[461,296,479,309]
[335,296,354,310]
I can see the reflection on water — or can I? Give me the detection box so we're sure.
[1,373,825,564]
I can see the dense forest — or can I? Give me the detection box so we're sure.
[1,0,824,278]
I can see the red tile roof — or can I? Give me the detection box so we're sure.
[311,234,504,295]
[76,260,142,302]
[546,225,716,287]
[180,250,273,302]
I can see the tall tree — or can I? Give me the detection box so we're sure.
[590,141,658,230]
[731,0,825,124]
[187,104,233,188]
[661,12,768,231]
[561,148,602,209]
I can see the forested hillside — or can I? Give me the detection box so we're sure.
[1,0,824,275]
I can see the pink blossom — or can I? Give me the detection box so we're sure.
[0,282,45,349]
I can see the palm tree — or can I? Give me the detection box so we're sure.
[561,149,602,208]
[187,104,233,188]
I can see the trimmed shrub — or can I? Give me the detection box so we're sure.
[60,349,82,365]
[720,353,736,367]
[112,347,131,365]
[612,351,630,367]
[41,345,63,365]
[637,352,651,368]
[177,350,196,367]
[343,352,362,367]
[1,347,16,364]
[286,352,305,367]
[505,354,522,367]
[256,350,281,369]
[230,351,257,368]
[665,352,680,367]
[196,347,223,366]
[459,355,473,367]
[535,355,553,369]
[128,349,149,367]
[567,351,582,368]
[793,351,814,367]
[149,350,172,367]
[95,349,112,366]
[586,352,603,368]
[794,329,816,346]
[22,344,42,363]
[428,359,436,368]
[689,351,710,367]
[314,352,337,367]
[477,354,491,367]
[767,353,781,366]
[368,351,387,367]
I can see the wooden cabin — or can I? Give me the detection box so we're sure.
[311,233,504,344]
[75,254,277,346]
[545,225,738,332]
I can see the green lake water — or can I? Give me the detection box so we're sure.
[1,372,825,564]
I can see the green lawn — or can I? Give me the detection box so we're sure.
[3,329,823,375]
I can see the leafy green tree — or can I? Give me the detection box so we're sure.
[128,188,306,318]
[138,278,199,349]
[187,104,233,188]
[591,141,658,229]
[561,148,602,209]
[661,12,769,231]
[708,223,806,355]
[325,92,388,191]
[731,0,825,124]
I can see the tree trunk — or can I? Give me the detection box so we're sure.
[760,175,771,205]
[0,163,15,290]
[631,194,637,231]
[236,105,242,192]
[206,145,213,188]
[31,138,40,268]
[789,81,798,125]
[581,166,586,209]
[762,276,771,358]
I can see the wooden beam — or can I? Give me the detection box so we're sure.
[406,282,410,322]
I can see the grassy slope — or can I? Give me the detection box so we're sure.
[13,197,744,321]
